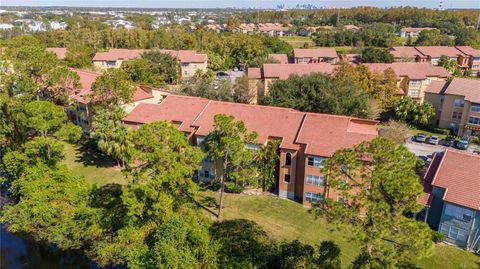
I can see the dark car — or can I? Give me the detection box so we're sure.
[215,72,230,80]
[443,136,455,147]
[455,139,469,150]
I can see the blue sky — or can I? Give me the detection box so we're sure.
[1,0,479,9]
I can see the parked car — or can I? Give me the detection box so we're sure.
[215,72,230,80]
[443,136,455,147]
[455,139,469,150]
[415,133,427,143]
[428,136,440,145]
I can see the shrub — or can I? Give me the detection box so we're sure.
[470,136,479,145]
[432,127,451,135]
[224,182,244,193]
[209,180,221,191]
[432,231,446,243]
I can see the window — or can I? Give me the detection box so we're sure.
[284,174,291,183]
[306,175,325,186]
[245,144,260,151]
[336,196,345,203]
[199,170,214,179]
[285,153,292,166]
[79,103,87,111]
[444,204,473,222]
[408,89,419,96]
[454,99,465,108]
[439,224,468,242]
[468,117,480,125]
[425,78,431,85]
[307,156,326,168]
[106,61,116,66]
[409,80,421,87]
[305,192,323,203]
[471,104,480,113]
[452,112,462,120]
[181,63,189,67]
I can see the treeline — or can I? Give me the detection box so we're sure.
[239,7,478,31]
[0,27,292,70]
[313,24,480,48]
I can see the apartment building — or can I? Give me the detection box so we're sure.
[363,62,450,102]
[390,46,480,76]
[92,48,208,79]
[247,63,336,104]
[257,23,291,36]
[420,149,480,252]
[67,69,166,135]
[399,27,435,37]
[123,95,378,205]
[424,78,480,137]
[293,48,339,64]
[456,46,480,76]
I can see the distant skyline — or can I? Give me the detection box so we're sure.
[2,0,480,9]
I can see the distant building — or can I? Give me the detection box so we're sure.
[92,49,208,79]
[363,62,451,102]
[257,23,291,36]
[420,149,480,252]
[123,94,378,205]
[0,23,14,30]
[46,48,67,60]
[424,77,480,136]
[293,48,339,64]
[399,27,436,37]
[66,69,166,135]
[390,46,480,76]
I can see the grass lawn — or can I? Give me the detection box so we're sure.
[61,141,479,268]
[411,126,450,140]
[199,192,480,269]
[62,142,127,186]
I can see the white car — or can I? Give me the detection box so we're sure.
[428,136,440,145]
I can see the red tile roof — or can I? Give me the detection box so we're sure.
[424,80,448,94]
[390,46,424,59]
[363,62,450,80]
[418,152,444,207]
[455,46,480,57]
[247,67,262,79]
[268,54,289,64]
[262,63,336,79]
[294,48,338,59]
[47,47,67,60]
[443,77,480,104]
[415,46,467,58]
[258,23,290,32]
[93,49,207,63]
[296,114,378,156]
[71,69,154,104]
[429,149,480,210]
[124,95,379,156]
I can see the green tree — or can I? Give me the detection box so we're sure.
[395,97,435,126]
[13,46,80,104]
[91,105,133,167]
[203,114,258,218]
[65,43,95,68]
[233,75,257,104]
[262,73,370,118]
[312,138,434,268]
[25,100,67,137]
[91,68,135,105]
[141,50,181,84]
[360,47,394,63]
[122,58,164,87]
[1,164,103,250]
[255,139,280,192]
[415,29,454,46]
[454,27,480,48]
[438,55,461,76]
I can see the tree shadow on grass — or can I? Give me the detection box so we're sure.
[75,143,117,169]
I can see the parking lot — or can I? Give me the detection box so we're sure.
[405,139,480,157]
